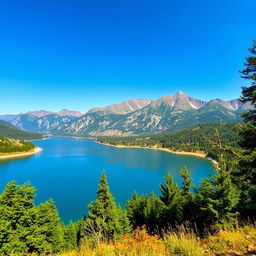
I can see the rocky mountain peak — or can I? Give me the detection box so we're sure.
[57,109,84,117]
[176,90,186,96]
[88,98,152,115]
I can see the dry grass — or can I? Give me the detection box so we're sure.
[28,225,256,256]
[164,232,203,256]
[202,225,256,256]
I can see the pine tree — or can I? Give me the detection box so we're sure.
[180,166,194,221]
[64,221,79,250]
[240,39,256,125]
[35,199,65,254]
[180,166,192,199]
[0,181,36,255]
[194,165,239,229]
[0,182,65,255]
[238,39,256,216]
[84,171,130,240]
[126,192,162,231]
[159,172,183,226]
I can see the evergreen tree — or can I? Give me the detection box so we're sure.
[0,182,65,255]
[126,192,162,231]
[238,39,256,216]
[34,199,65,254]
[84,171,130,240]
[159,172,183,226]
[240,39,256,125]
[64,221,79,250]
[0,181,36,255]
[194,165,239,230]
[180,166,192,199]
[180,166,194,221]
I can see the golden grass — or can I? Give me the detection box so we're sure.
[202,225,256,256]
[30,225,256,256]
[164,232,203,256]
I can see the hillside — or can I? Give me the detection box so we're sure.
[0,121,42,140]
[98,122,241,159]
[0,136,35,153]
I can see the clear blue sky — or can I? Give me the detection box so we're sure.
[0,0,255,114]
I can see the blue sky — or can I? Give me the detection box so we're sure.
[0,0,256,114]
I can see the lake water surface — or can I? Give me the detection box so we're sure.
[0,137,215,223]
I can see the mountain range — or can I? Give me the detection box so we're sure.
[0,91,251,137]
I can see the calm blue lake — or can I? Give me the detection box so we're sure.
[0,137,215,224]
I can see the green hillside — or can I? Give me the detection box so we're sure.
[0,121,42,140]
[0,136,35,153]
[98,122,241,160]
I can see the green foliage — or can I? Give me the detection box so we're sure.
[64,221,80,250]
[159,173,183,226]
[180,166,193,199]
[83,171,131,240]
[0,136,35,153]
[126,192,162,231]
[240,39,256,125]
[98,122,240,160]
[236,39,256,217]
[0,181,65,255]
[194,165,240,230]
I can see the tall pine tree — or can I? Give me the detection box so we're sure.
[84,171,130,241]
[194,165,239,230]
[159,172,183,227]
[238,39,256,216]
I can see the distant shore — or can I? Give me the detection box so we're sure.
[98,141,219,169]
[0,147,42,160]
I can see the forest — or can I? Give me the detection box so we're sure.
[0,40,255,255]
[97,122,241,160]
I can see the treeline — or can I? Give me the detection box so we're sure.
[97,122,240,160]
[0,121,42,140]
[0,136,35,153]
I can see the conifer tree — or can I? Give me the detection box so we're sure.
[0,181,36,255]
[64,221,79,250]
[126,192,162,230]
[35,199,65,254]
[0,182,65,255]
[180,166,192,199]
[180,166,194,221]
[159,172,183,226]
[238,39,256,216]
[240,39,256,126]
[194,165,239,229]
[84,171,130,240]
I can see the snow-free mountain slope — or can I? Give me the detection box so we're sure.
[6,92,252,136]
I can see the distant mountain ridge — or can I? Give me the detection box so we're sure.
[1,92,252,136]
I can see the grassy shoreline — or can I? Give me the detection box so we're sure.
[0,147,42,160]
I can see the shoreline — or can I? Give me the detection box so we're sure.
[97,141,219,169]
[0,147,43,160]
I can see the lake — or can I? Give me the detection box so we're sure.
[0,137,216,224]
